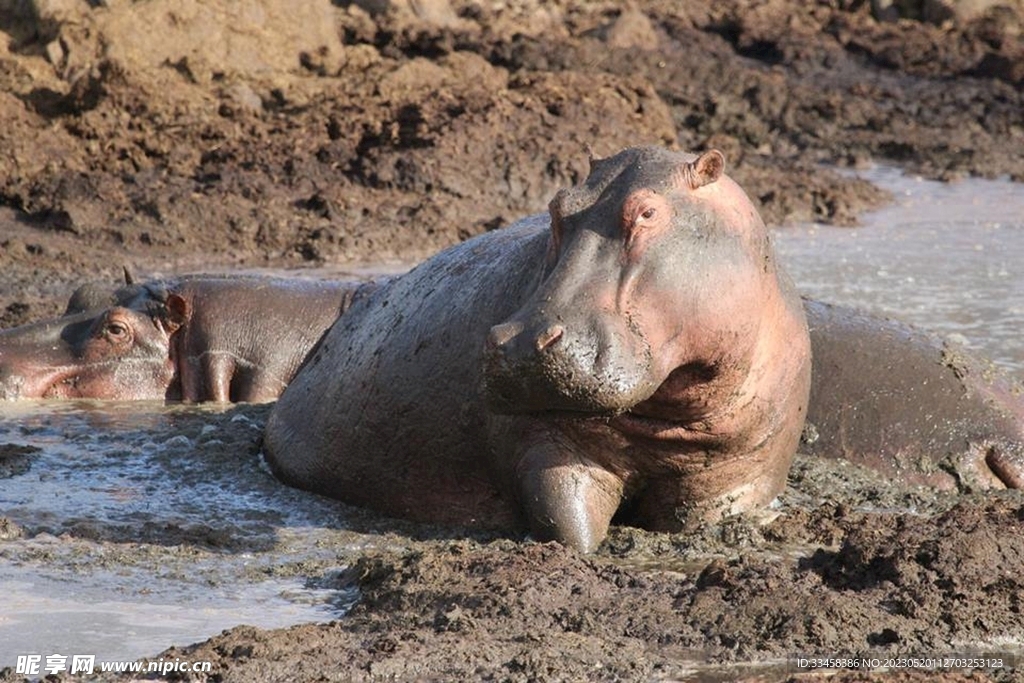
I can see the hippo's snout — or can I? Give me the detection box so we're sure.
[483,315,656,416]
[486,320,564,353]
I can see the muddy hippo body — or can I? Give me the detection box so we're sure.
[803,299,1024,490]
[164,277,363,402]
[0,276,365,402]
[265,147,813,553]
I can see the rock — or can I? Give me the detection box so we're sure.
[604,7,659,50]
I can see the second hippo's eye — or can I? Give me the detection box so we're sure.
[105,321,130,341]
[639,207,656,222]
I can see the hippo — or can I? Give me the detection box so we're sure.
[264,146,814,553]
[803,299,1024,491]
[0,275,367,402]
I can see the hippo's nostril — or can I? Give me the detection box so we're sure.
[486,320,524,351]
[535,325,564,352]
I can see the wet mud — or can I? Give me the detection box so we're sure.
[148,489,1024,683]
[1,403,1021,683]
[2,0,1024,681]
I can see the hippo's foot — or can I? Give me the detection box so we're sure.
[940,440,1024,491]
[516,447,624,554]
[985,441,1024,489]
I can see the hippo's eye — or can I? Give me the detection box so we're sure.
[105,321,130,341]
[638,207,656,222]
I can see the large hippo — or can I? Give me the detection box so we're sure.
[803,299,1024,490]
[0,275,366,402]
[264,146,814,553]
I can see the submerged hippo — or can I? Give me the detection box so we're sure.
[265,146,814,553]
[804,299,1024,490]
[0,275,365,402]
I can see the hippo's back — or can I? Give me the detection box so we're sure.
[263,218,550,527]
[804,299,1024,489]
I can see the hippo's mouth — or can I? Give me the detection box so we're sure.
[0,366,71,401]
[2,364,90,401]
[511,406,704,442]
[610,410,711,442]
[501,405,624,422]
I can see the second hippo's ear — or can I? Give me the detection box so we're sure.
[676,149,725,190]
[163,293,190,334]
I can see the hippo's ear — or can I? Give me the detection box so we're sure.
[122,265,136,286]
[677,149,725,190]
[163,293,190,334]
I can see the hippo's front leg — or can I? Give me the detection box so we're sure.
[178,351,235,402]
[981,441,1024,489]
[515,443,624,553]
[203,352,236,402]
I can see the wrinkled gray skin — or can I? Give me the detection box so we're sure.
[803,299,1024,490]
[0,275,364,402]
[265,146,813,553]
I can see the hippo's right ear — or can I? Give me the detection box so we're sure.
[163,293,190,334]
[676,149,726,190]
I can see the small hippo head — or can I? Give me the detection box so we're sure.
[484,146,778,417]
[0,282,187,401]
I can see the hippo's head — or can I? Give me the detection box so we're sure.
[0,281,187,401]
[484,146,780,418]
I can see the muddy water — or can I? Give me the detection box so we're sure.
[1,169,1022,670]
[0,402,369,666]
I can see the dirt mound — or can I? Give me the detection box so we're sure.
[4,0,1024,323]
[122,494,1018,682]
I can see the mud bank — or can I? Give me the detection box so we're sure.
[3,0,1024,324]
[127,491,1024,683]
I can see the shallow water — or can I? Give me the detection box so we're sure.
[0,402,366,668]
[0,168,1022,672]
[774,166,1024,376]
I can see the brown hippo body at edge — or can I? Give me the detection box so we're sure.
[804,299,1024,490]
[0,275,367,402]
[264,147,813,553]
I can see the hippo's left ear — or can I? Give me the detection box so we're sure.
[163,293,191,334]
[677,149,725,190]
